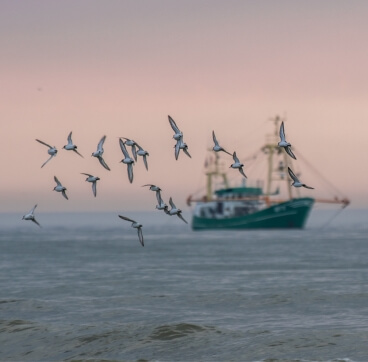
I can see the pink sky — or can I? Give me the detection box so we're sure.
[1,1,368,213]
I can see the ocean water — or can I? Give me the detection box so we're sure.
[0,209,367,361]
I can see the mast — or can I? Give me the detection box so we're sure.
[282,139,293,200]
[262,115,294,200]
[205,152,229,201]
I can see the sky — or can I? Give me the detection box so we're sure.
[1,0,368,214]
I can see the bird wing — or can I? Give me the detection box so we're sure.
[118,215,136,223]
[238,167,247,178]
[92,181,97,197]
[61,190,69,200]
[174,140,181,160]
[303,184,314,190]
[143,155,149,171]
[97,135,106,151]
[32,218,42,228]
[97,156,110,171]
[156,190,163,204]
[169,197,176,209]
[127,163,134,183]
[36,139,52,148]
[72,149,84,158]
[54,176,62,186]
[212,130,219,146]
[183,147,191,158]
[137,227,144,247]
[131,144,137,161]
[177,213,188,224]
[30,204,38,214]
[119,138,130,158]
[233,152,240,163]
[285,146,297,160]
[287,167,299,182]
[67,131,73,144]
[81,173,93,177]
[279,121,286,141]
[168,115,181,133]
[41,154,55,168]
[135,142,142,151]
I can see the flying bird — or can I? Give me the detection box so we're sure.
[63,131,84,158]
[168,115,183,141]
[92,135,110,171]
[212,131,232,155]
[122,138,138,161]
[22,204,41,228]
[278,121,297,160]
[136,143,149,170]
[230,152,247,178]
[119,138,134,183]
[168,197,188,224]
[118,215,144,247]
[168,115,191,160]
[288,167,314,189]
[35,139,58,168]
[81,173,100,197]
[53,176,68,200]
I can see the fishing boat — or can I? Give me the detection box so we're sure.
[187,116,349,230]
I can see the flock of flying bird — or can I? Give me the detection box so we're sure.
[22,117,313,246]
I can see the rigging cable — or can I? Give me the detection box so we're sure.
[293,147,346,197]
[319,207,346,230]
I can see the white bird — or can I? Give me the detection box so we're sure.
[168,197,188,224]
[155,190,168,211]
[92,135,110,171]
[122,138,138,161]
[81,173,100,197]
[63,131,84,158]
[230,152,247,178]
[212,131,232,155]
[53,176,68,200]
[118,215,144,247]
[278,121,296,160]
[22,204,41,228]
[288,167,314,189]
[168,115,183,141]
[119,138,134,183]
[36,139,58,168]
[136,143,149,170]
[142,184,162,192]
[174,138,191,160]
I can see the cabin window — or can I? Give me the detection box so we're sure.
[216,202,223,214]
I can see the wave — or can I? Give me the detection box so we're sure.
[149,323,218,341]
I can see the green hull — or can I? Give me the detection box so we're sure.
[191,198,314,230]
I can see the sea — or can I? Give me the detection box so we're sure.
[0,208,367,362]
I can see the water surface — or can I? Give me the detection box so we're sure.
[0,209,367,361]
